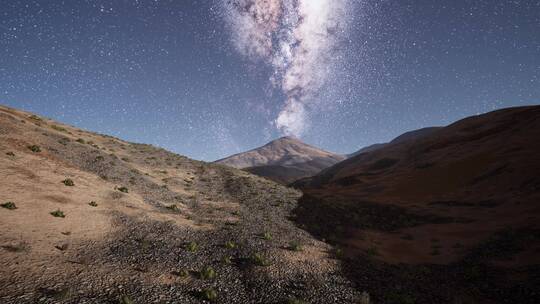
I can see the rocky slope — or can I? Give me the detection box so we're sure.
[0,105,360,304]
[215,136,345,184]
[294,106,540,303]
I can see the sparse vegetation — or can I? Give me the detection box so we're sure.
[28,145,41,152]
[62,178,75,186]
[288,241,303,252]
[262,231,272,240]
[173,269,189,277]
[252,253,270,266]
[118,295,134,304]
[76,138,86,144]
[29,114,42,121]
[287,298,306,304]
[1,201,17,210]
[50,210,65,218]
[89,201,98,207]
[199,266,216,280]
[186,241,198,252]
[6,151,15,156]
[225,240,237,249]
[51,125,67,132]
[117,186,129,193]
[222,256,232,265]
[200,288,217,301]
[1,242,28,252]
[165,204,179,212]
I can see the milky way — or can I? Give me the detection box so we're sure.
[221,0,353,136]
[1,1,539,161]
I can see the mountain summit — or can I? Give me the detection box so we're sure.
[215,136,345,184]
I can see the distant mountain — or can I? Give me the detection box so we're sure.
[347,127,441,158]
[215,136,346,184]
[293,106,540,302]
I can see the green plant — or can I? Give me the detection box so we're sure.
[5,151,15,157]
[262,232,272,240]
[186,241,198,252]
[117,186,129,193]
[28,145,41,153]
[173,269,189,277]
[76,138,85,144]
[199,266,216,280]
[118,295,134,304]
[50,210,65,218]
[1,201,17,210]
[200,288,217,301]
[252,253,270,266]
[222,256,232,265]
[62,179,75,186]
[51,125,67,132]
[89,201,98,207]
[166,204,179,212]
[29,114,42,121]
[224,241,236,249]
[288,241,303,252]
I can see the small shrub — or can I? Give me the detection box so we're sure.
[76,138,85,144]
[117,186,129,193]
[29,114,42,121]
[2,242,28,252]
[166,204,179,212]
[62,179,75,186]
[6,152,15,157]
[88,201,98,207]
[430,248,440,256]
[50,210,65,218]
[262,232,272,240]
[186,241,198,252]
[288,241,303,252]
[200,288,217,301]
[222,256,232,265]
[225,241,236,249]
[1,201,17,210]
[199,266,216,280]
[55,244,69,251]
[287,298,306,304]
[173,269,189,277]
[51,125,67,132]
[95,156,104,161]
[252,253,270,266]
[118,295,134,304]
[28,145,41,153]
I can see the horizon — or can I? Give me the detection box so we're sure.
[2,1,539,161]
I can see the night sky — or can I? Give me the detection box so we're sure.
[1,1,539,161]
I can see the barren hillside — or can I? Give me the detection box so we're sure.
[0,105,359,304]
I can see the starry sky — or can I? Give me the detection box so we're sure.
[1,1,539,161]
